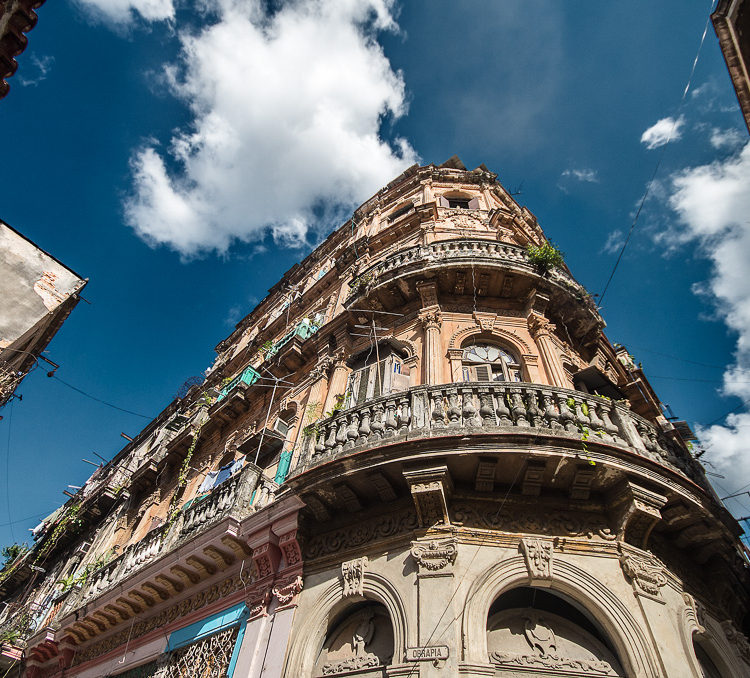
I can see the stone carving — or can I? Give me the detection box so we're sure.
[520,538,553,580]
[523,615,556,657]
[410,537,457,571]
[321,608,383,675]
[272,575,303,607]
[722,620,750,665]
[321,655,381,675]
[452,501,616,541]
[278,530,303,569]
[341,556,368,597]
[473,311,497,331]
[418,309,442,330]
[489,651,617,676]
[304,507,419,560]
[620,553,667,601]
[682,592,705,635]
[403,465,452,527]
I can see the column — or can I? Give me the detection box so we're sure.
[527,313,568,387]
[322,354,349,414]
[416,281,443,386]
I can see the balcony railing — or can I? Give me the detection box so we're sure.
[297,383,705,487]
[347,239,598,315]
[74,462,260,608]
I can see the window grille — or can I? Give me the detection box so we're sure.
[114,626,240,678]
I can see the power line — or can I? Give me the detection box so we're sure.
[51,375,153,420]
[4,399,15,543]
[624,344,724,369]
[597,3,714,305]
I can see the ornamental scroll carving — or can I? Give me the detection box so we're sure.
[342,556,368,597]
[410,537,457,572]
[620,553,667,602]
[520,538,553,580]
[722,620,750,666]
[272,575,303,608]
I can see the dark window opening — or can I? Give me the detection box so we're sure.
[448,198,470,209]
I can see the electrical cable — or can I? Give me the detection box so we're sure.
[4,399,16,543]
[50,375,152,419]
[0,510,54,528]
[597,2,714,305]
[623,344,723,369]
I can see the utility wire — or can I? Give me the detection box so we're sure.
[4,399,16,543]
[598,2,714,305]
[625,344,723,369]
[0,510,54,528]
[51,375,152,420]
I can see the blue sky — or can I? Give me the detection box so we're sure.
[2,0,749,549]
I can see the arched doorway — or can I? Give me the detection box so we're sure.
[487,587,625,676]
[312,602,393,677]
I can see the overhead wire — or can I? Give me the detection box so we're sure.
[597,1,715,305]
[4,399,16,543]
[50,375,153,420]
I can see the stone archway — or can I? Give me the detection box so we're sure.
[461,555,661,678]
[486,587,626,677]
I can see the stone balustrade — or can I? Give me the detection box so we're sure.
[348,239,596,313]
[75,462,260,608]
[298,383,705,487]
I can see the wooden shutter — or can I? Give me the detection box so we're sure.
[468,197,480,209]
[474,364,492,381]
[437,195,450,208]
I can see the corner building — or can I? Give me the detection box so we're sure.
[2,159,749,678]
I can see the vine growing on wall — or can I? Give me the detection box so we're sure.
[166,421,204,527]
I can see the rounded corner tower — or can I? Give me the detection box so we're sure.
[4,158,749,678]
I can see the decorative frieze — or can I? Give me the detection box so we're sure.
[520,538,554,581]
[341,556,368,597]
[410,537,457,572]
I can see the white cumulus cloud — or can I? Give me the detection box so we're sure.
[709,127,745,151]
[561,168,599,184]
[641,116,685,150]
[667,142,750,494]
[124,0,417,257]
[72,0,174,25]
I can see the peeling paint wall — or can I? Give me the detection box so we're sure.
[0,222,85,348]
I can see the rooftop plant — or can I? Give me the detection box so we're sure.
[526,242,564,273]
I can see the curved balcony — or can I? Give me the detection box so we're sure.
[346,239,601,332]
[294,382,706,491]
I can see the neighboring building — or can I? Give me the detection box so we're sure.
[0,0,47,100]
[1,160,748,678]
[0,220,87,408]
[713,0,750,132]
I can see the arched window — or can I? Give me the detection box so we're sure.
[487,587,625,676]
[462,342,522,382]
[694,640,724,678]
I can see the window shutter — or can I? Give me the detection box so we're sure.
[437,195,450,208]
[356,365,370,404]
[474,364,492,381]
[468,197,480,209]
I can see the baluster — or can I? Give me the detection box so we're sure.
[478,389,494,426]
[324,420,337,451]
[370,403,385,439]
[384,400,398,437]
[635,420,657,453]
[345,411,359,449]
[509,388,530,427]
[599,401,621,441]
[540,392,561,429]
[572,395,590,430]
[431,390,446,428]
[396,395,411,433]
[335,415,348,451]
[357,406,372,444]
[556,393,577,432]
[586,399,610,442]
[314,426,325,454]
[525,389,541,427]
[446,389,462,426]
[494,385,512,425]
[461,388,480,427]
